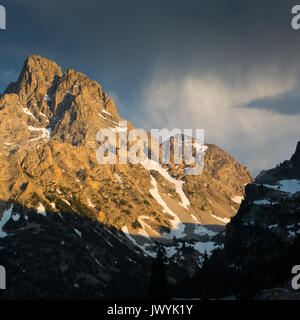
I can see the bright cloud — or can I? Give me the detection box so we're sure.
[139,67,300,176]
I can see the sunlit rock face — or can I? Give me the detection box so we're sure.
[0,55,252,299]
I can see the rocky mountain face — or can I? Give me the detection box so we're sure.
[224,141,300,298]
[225,141,300,263]
[0,55,251,299]
[177,142,300,300]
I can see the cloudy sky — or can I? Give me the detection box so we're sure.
[0,0,300,176]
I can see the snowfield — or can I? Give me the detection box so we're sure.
[28,126,52,141]
[148,175,186,239]
[232,196,244,204]
[121,226,156,258]
[142,159,190,209]
[212,214,230,224]
[137,215,159,238]
[192,241,222,255]
[263,179,300,195]
[19,103,35,119]
[193,224,218,237]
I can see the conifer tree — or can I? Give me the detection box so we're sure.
[200,250,210,299]
[148,247,168,299]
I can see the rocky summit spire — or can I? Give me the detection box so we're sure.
[0,55,121,147]
[5,54,63,96]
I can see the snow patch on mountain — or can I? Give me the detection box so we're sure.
[232,196,243,204]
[74,228,82,238]
[37,204,47,216]
[212,214,230,224]
[137,216,153,238]
[28,126,52,141]
[62,199,71,206]
[148,175,185,239]
[193,141,208,152]
[102,110,111,116]
[192,241,221,255]
[191,214,198,222]
[263,179,300,195]
[165,246,178,258]
[253,199,278,205]
[114,173,124,189]
[142,159,190,209]
[44,95,52,102]
[0,204,14,238]
[87,199,95,208]
[111,124,127,133]
[12,213,21,221]
[268,224,278,229]
[137,215,161,238]
[121,226,156,258]
[19,103,35,119]
[194,224,218,237]
[98,113,107,120]
[40,112,49,121]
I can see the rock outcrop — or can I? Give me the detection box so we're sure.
[255,288,300,300]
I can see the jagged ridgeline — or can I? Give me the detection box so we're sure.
[0,55,251,299]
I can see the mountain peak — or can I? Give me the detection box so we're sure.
[291,140,300,164]
[26,54,60,69]
[5,54,62,96]
[22,54,62,82]
[255,140,300,184]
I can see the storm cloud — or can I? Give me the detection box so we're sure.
[243,89,300,115]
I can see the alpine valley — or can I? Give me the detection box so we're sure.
[0,55,298,300]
